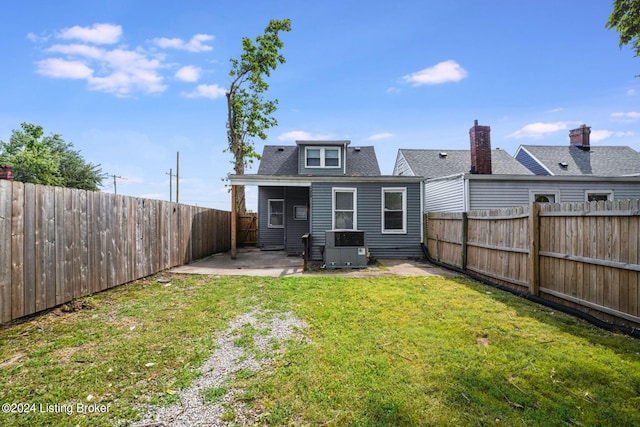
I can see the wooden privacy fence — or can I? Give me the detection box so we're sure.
[0,180,231,324]
[426,200,640,328]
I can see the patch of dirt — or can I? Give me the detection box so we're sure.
[58,299,96,314]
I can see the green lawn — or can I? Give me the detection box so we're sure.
[0,273,638,426]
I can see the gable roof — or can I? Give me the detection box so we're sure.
[516,145,640,176]
[396,149,533,179]
[257,144,381,177]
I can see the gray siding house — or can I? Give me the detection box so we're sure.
[395,122,640,212]
[229,140,424,261]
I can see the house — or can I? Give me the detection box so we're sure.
[228,140,425,263]
[394,121,640,212]
[514,124,640,177]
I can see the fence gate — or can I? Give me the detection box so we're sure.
[237,213,257,246]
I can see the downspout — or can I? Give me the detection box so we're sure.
[463,175,470,212]
[343,141,347,175]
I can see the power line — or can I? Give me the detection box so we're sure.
[108,174,127,195]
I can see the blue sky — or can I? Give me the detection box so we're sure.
[1,1,638,211]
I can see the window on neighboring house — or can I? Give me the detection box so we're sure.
[293,205,307,220]
[333,188,356,229]
[268,199,284,228]
[586,191,613,202]
[382,188,407,233]
[530,191,559,204]
[305,147,341,168]
[535,195,555,203]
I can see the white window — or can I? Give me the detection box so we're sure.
[305,147,341,168]
[585,190,613,202]
[529,190,560,204]
[293,205,307,220]
[332,188,357,230]
[268,199,284,228]
[382,188,407,234]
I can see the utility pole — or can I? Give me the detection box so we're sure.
[166,168,176,203]
[109,174,127,195]
[176,151,180,204]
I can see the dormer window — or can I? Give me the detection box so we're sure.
[305,147,341,168]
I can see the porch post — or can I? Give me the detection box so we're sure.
[231,184,237,259]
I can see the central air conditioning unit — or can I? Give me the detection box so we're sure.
[324,230,368,269]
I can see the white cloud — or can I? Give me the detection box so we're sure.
[546,107,564,113]
[38,43,166,96]
[153,34,213,52]
[36,58,93,79]
[57,23,122,45]
[611,111,640,122]
[48,43,105,59]
[183,84,226,99]
[402,60,468,86]
[627,89,637,96]
[278,131,333,141]
[367,132,393,140]
[175,65,201,82]
[34,24,219,97]
[507,122,570,139]
[591,129,634,142]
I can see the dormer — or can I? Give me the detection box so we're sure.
[296,140,350,175]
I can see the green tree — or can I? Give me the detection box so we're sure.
[0,122,105,190]
[226,18,291,213]
[607,0,640,59]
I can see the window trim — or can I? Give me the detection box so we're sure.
[585,190,614,202]
[305,146,342,169]
[332,187,357,230]
[267,199,284,228]
[381,187,407,234]
[529,190,560,204]
[293,205,308,221]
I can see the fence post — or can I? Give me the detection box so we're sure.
[460,212,468,271]
[528,202,540,296]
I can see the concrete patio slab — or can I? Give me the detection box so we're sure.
[168,247,460,278]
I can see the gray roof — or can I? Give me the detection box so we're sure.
[398,149,533,179]
[257,144,381,176]
[257,146,298,175]
[517,145,640,176]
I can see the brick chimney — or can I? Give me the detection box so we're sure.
[569,124,591,151]
[0,165,14,181]
[469,120,492,174]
